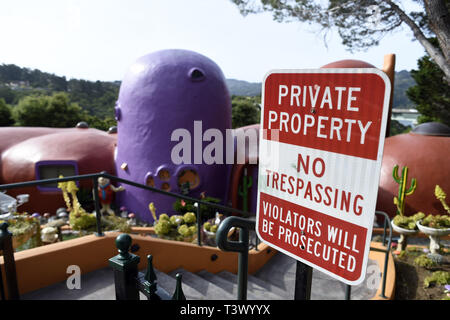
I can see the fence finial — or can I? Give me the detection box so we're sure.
[115,233,132,260]
[172,273,186,300]
[144,255,158,296]
[109,234,141,300]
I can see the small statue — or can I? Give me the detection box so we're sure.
[41,226,59,244]
[97,177,125,215]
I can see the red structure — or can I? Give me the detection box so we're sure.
[376,124,450,218]
[0,126,117,214]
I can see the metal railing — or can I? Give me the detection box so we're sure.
[109,233,185,300]
[1,173,393,301]
[215,216,255,300]
[0,171,255,300]
[0,171,252,243]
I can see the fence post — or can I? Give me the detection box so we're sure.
[92,177,104,237]
[109,233,140,300]
[0,223,20,300]
[237,226,249,300]
[0,264,4,300]
[345,285,351,300]
[375,211,392,299]
[195,202,202,246]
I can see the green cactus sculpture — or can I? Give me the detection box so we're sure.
[392,164,417,216]
[238,168,253,212]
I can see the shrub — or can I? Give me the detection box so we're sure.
[173,196,221,220]
[101,215,131,233]
[421,214,450,229]
[393,212,425,230]
[414,255,436,268]
[69,211,96,231]
[183,212,196,224]
[203,222,212,231]
[169,215,184,226]
[154,219,171,235]
[424,271,450,288]
[159,213,169,221]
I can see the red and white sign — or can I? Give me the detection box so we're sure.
[256,69,391,285]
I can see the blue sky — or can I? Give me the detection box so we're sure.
[0,0,425,83]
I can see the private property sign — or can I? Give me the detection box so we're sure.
[256,69,391,285]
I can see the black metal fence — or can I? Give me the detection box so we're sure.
[109,233,185,300]
[0,172,393,300]
[0,171,253,300]
[0,171,251,242]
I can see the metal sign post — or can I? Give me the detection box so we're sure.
[294,261,313,300]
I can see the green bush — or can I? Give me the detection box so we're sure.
[414,255,436,268]
[159,213,169,221]
[169,215,184,226]
[154,211,198,242]
[183,212,196,224]
[424,271,450,288]
[393,212,425,230]
[178,224,197,237]
[203,222,212,231]
[154,219,171,235]
[172,196,221,221]
[101,215,131,233]
[421,214,450,229]
[70,212,97,231]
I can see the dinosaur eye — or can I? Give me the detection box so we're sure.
[189,68,205,82]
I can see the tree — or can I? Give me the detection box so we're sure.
[0,86,17,104]
[0,98,15,126]
[231,95,261,128]
[13,93,86,127]
[406,54,450,125]
[0,64,120,120]
[230,0,450,84]
[85,115,117,131]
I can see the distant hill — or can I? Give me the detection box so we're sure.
[0,64,416,119]
[0,64,120,119]
[227,71,416,109]
[226,79,261,97]
[392,70,415,109]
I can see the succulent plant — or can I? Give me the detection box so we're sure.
[393,165,417,216]
[183,212,196,224]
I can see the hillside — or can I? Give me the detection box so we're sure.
[226,71,416,109]
[0,64,416,121]
[0,64,119,119]
[392,70,415,109]
[226,78,261,97]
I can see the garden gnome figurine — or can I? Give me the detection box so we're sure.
[97,176,125,215]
